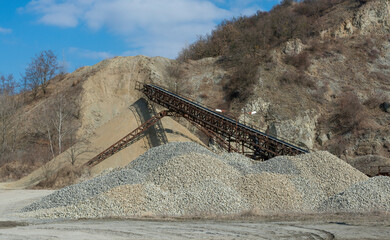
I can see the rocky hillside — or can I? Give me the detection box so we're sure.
[173,0,390,168]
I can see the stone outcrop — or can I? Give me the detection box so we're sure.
[78,56,172,136]
[266,111,318,150]
[353,0,390,34]
[327,0,390,37]
[283,38,305,56]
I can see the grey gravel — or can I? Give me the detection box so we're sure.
[22,168,144,212]
[319,176,390,213]
[222,153,301,175]
[21,142,390,219]
[23,142,217,212]
[127,142,218,173]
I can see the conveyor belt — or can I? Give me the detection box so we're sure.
[86,81,309,167]
[138,82,308,159]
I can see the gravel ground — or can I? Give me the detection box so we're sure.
[3,190,390,240]
[21,142,390,219]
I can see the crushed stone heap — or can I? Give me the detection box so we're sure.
[22,142,390,219]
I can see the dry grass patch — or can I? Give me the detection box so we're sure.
[34,165,89,189]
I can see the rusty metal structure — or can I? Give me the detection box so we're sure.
[86,81,308,167]
[137,82,308,159]
[86,110,174,167]
[129,98,168,148]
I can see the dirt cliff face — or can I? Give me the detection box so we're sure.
[1,55,212,187]
[77,56,172,136]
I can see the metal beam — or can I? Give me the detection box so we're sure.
[138,82,308,160]
[85,110,173,167]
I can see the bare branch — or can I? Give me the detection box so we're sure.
[65,132,92,165]
[23,50,59,97]
[0,94,19,153]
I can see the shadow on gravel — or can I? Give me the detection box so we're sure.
[130,98,168,148]
[0,221,28,229]
[328,222,350,226]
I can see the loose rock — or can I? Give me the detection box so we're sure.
[21,142,390,219]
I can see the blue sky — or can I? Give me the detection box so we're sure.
[0,0,280,79]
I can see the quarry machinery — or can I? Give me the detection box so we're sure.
[86,82,308,167]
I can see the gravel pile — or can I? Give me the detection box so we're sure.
[23,143,214,212]
[22,168,144,212]
[22,142,390,219]
[319,176,390,213]
[222,151,370,211]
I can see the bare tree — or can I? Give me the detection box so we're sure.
[37,105,56,159]
[38,96,87,165]
[40,156,58,186]
[65,131,91,165]
[36,94,73,160]
[23,50,59,96]
[0,74,19,154]
[0,74,16,95]
[51,95,71,154]
[166,62,188,95]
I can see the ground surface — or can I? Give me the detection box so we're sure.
[0,189,389,240]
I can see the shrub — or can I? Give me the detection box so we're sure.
[312,84,329,104]
[369,71,388,84]
[284,52,311,70]
[358,37,381,62]
[35,165,86,189]
[294,0,343,17]
[167,63,185,80]
[331,92,364,133]
[279,70,316,88]
[177,0,349,106]
[364,93,389,109]
[223,57,258,103]
[328,135,348,157]
[0,162,34,181]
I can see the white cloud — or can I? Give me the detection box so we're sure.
[83,0,229,33]
[0,27,12,34]
[22,0,229,29]
[21,0,77,27]
[22,0,262,58]
[129,22,219,58]
[69,47,114,60]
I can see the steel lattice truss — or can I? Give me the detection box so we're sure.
[137,82,308,160]
[86,110,174,167]
[86,82,309,167]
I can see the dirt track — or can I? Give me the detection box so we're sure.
[1,218,390,240]
[0,189,389,239]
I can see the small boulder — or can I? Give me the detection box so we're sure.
[316,134,328,146]
[326,132,333,140]
[283,38,304,56]
[72,79,79,87]
[379,102,390,113]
